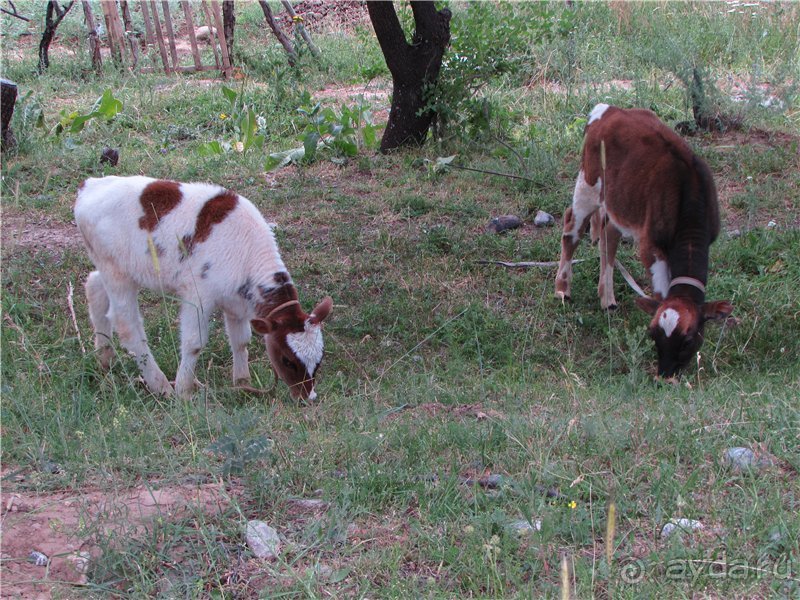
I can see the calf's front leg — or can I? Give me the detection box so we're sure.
[175,301,210,399]
[224,311,252,385]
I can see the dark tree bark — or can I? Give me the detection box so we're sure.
[1,79,18,152]
[367,1,451,153]
[222,1,235,62]
[38,1,75,73]
[257,0,297,67]
[81,0,102,73]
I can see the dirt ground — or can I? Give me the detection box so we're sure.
[0,478,234,598]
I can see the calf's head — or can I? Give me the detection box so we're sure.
[636,296,732,378]
[251,296,333,401]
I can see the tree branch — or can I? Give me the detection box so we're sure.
[366,1,409,75]
[1,1,30,21]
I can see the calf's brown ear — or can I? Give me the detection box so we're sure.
[635,296,661,316]
[702,300,733,322]
[251,318,272,335]
[309,296,333,325]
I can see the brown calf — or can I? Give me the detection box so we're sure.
[555,104,732,377]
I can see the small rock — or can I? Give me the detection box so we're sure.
[100,147,119,166]
[533,210,555,227]
[723,447,776,473]
[195,25,216,41]
[288,498,329,510]
[69,551,91,574]
[767,220,777,229]
[487,215,523,234]
[661,518,704,540]
[727,229,741,238]
[28,551,49,566]
[246,520,281,559]
[507,519,542,535]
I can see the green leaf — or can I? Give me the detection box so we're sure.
[198,141,225,156]
[266,146,305,170]
[303,131,321,161]
[93,89,123,119]
[221,85,238,105]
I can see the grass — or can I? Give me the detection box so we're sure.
[2,1,799,598]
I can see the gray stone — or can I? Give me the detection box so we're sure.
[487,215,523,234]
[534,210,555,227]
[245,520,281,559]
[661,518,703,540]
[507,519,542,535]
[723,447,776,473]
[28,551,49,566]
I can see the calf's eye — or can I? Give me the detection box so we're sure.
[282,357,298,372]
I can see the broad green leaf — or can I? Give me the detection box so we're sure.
[265,146,305,170]
[221,85,238,105]
[93,89,123,119]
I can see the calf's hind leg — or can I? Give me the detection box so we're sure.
[103,275,173,396]
[555,170,601,300]
[85,271,114,369]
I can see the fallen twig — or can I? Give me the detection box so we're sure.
[476,259,584,269]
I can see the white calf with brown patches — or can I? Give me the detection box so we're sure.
[75,175,332,400]
[555,105,732,377]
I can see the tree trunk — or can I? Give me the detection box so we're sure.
[222,1,235,62]
[81,0,102,73]
[257,0,296,67]
[38,1,75,73]
[1,79,18,152]
[367,1,451,153]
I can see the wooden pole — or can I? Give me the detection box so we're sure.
[200,1,221,68]
[81,0,103,73]
[180,1,203,70]
[210,1,232,76]
[160,1,180,70]
[148,0,172,73]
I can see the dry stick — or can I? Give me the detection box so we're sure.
[181,0,203,71]
[160,1,180,70]
[478,258,651,299]
[447,162,539,183]
[280,0,320,58]
[66,282,86,354]
[476,259,584,269]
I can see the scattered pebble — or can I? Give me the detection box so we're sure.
[507,519,542,535]
[28,551,49,566]
[661,518,704,539]
[288,498,329,510]
[534,210,555,227]
[100,147,119,166]
[727,228,741,238]
[767,220,777,229]
[487,215,523,234]
[723,447,777,474]
[246,521,281,559]
[460,474,506,489]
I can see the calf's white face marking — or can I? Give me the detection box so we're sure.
[588,103,610,124]
[650,259,670,298]
[286,320,324,376]
[659,308,680,337]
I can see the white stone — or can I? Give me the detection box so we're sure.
[661,518,703,539]
[534,210,555,227]
[246,521,281,559]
